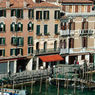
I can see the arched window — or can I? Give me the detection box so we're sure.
[10,22,15,32]
[0,22,5,32]
[36,42,39,53]
[69,38,74,48]
[82,18,88,30]
[17,22,23,31]
[28,22,34,32]
[63,39,66,49]
[44,42,47,52]
[54,41,57,51]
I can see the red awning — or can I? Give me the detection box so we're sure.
[39,54,64,62]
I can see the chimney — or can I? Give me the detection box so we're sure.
[6,0,10,8]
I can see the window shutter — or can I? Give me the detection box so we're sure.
[55,24,58,34]
[4,10,6,17]
[28,9,30,18]
[11,9,13,16]
[58,11,60,19]
[3,24,5,32]
[31,37,33,45]
[15,24,17,32]
[48,11,49,19]
[44,25,47,35]
[10,49,13,56]
[21,38,24,46]
[21,9,23,18]
[36,11,38,20]
[43,11,45,19]
[32,24,34,31]
[32,10,34,18]
[40,11,42,19]
[10,24,13,32]
[15,9,17,17]
[54,11,56,19]
[21,24,23,31]
[75,5,78,12]
[21,49,23,55]
[3,49,5,56]
[36,25,40,35]
[3,38,5,45]
[28,47,30,54]
[28,37,30,45]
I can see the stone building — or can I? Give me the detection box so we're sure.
[59,0,95,65]
[0,0,62,74]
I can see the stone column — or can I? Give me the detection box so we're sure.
[66,56,69,64]
[36,57,39,70]
[7,61,9,73]
[14,60,17,73]
[43,62,46,69]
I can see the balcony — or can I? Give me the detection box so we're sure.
[60,48,69,54]
[60,30,74,36]
[34,48,59,55]
[79,29,93,36]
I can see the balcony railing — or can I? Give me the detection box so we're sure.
[34,48,59,55]
[60,30,74,36]
[60,47,94,54]
[80,29,93,36]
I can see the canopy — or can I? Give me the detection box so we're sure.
[39,54,64,62]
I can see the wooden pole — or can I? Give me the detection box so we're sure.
[31,77,33,94]
[39,77,42,93]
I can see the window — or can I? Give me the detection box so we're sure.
[54,10,60,19]
[11,37,24,46]
[16,9,23,18]
[55,24,58,34]
[61,22,67,30]
[28,22,34,32]
[28,9,34,19]
[10,48,23,56]
[44,42,47,52]
[81,5,84,12]
[11,9,16,16]
[36,42,39,53]
[87,6,90,12]
[10,22,15,32]
[36,11,42,20]
[81,55,85,60]
[0,38,5,45]
[0,22,5,32]
[44,25,48,35]
[36,25,40,35]
[69,38,74,48]
[63,39,66,49]
[28,37,33,46]
[62,6,65,11]
[0,49,5,56]
[0,10,6,17]
[82,19,88,30]
[43,11,49,20]
[82,37,87,48]
[69,20,75,30]
[75,5,78,12]
[69,5,72,13]
[54,41,57,51]
[28,47,33,54]
[17,22,23,31]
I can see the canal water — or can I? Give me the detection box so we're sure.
[25,83,95,95]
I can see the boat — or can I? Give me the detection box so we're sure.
[0,88,27,95]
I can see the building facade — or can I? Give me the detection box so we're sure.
[0,0,61,74]
[59,0,95,65]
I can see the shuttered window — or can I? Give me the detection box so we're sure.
[10,22,15,32]
[69,38,74,48]
[55,24,58,34]
[0,10,6,17]
[0,49,5,56]
[43,11,49,20]
[36,11,42,20]
[44,25,48,35]
[82,37,87,48]
[54,10,60,19]
[0,38,5,45]
[28,22,34,32]
[36,25,40,35]
[0,23,5,32]
[17,23,23,32]
[28,37,33,45]
[11,9,16,16]
[28,9,34,19]
[16,9,23,18]
[28,47,33,54]
[75,5,78,12]
[87,6,90,12]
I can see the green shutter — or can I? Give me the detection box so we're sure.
[48,11,49,19]
[15,24,17,32]
[55,24,58,34]
[28,9,30,18]
[14,37,17,45]
[21,9,23,18]
[10,24,13,32]
[31,37,33,45]
[36,25,40,35]
[11,37,13,44]
[44,25,47,35]
[28,37,30,45]
[21,38,24,46]
[32,24,34,31]
[21,49,23,55]
[11,9,13,16]
[3,49,5,56]
[36,11,38,20]
[3,24,5,32]
[10,49,13,56]
[58,11,60,19]
[40,11,42,19]
[54,11,56,19]
[3,38,5,45]
[21,24,23,31]
[28,23,29,31]
[43,11,45,19]
[32,10,34,19]
[28,47,30,54]
[4,10,6,17]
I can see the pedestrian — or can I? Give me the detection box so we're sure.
[74,60,76,65]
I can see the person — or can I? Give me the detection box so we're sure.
[74,60,77,65]
[76,61,79,65]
